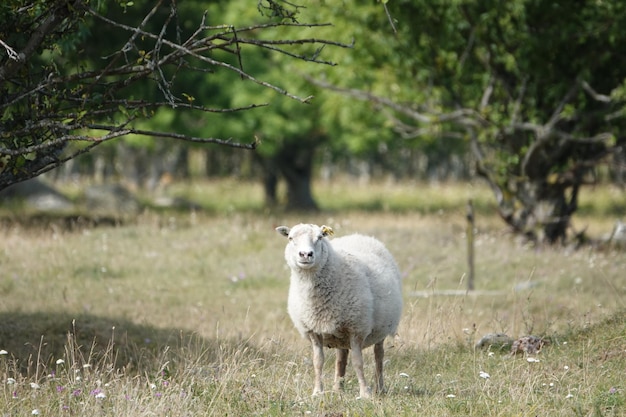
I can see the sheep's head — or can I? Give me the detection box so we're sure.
[276,224,333,270]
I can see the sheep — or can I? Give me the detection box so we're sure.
[275,223,402,398]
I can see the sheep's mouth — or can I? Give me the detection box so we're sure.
[296,260,315,268]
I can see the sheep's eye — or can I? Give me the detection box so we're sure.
[316,234,323,241]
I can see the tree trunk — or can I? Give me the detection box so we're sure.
[281,164,318,211]
[263,167,279,208]
[275,136,319,211]
[481,173,579,244]
[472,125,610,245]
[258,132,324,211]
[515,180,578,244]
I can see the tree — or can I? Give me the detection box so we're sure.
[313,0,626,243]
[186,2,332,211]
[0,0,349,191]
[207,1,402,210]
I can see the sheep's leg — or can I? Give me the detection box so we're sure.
[333,348,348,391]
[308,333,325,396]
[373,340,385,394]
[350,336,371,399]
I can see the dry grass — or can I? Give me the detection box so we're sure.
[0,180,624,415]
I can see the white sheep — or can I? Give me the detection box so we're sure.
[276,223,402,398]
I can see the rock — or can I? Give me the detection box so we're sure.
[0,178,73,212]
[510,335,548,355]
[152,195,202,210]
[607,221,626,248]
[475,333,515,350]
[83,184,140,215]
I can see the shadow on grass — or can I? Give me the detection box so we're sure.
[0,311,256,376]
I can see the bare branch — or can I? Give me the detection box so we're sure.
[86,7,341,103]
[0,39,19,61]
[307,75,486,130]
[509,76,527,126]
[0,1,349,189]
[544,81,580,136]
[234,37,353,65]
[479,76,494,111]
[581,80,612,103]
[382,2,397,34]
[307,76,433,123]
[0,125,256,157]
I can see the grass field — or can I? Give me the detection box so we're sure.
[0,180,624,416]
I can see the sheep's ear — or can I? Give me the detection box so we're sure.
[276,226,290,237]
[321,225,334,237]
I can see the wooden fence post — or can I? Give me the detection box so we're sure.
[466,199,475,291]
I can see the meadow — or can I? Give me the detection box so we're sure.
[0,180,624,416]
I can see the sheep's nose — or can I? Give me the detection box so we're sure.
[299,250,314,260]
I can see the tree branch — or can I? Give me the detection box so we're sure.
[86,7,347,103]
[581,80,611,103]
[307,75,486,129]
[0,39,19,61]
[0,1,349,190]
[0,1,83,82]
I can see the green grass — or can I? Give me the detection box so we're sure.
[0,180,624,415]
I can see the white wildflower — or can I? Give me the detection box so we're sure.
[150,383,157,390]
[31,409,40,415]
[30,382,40,389]
[565,393,574,399]
[399,372,410,378]
[6,378,16,384]
[479,371,490,379]
[56,359,65,365]
[488,352,495,357]
[0,350,8,355]
[95,392,106,399]
[564,365,569,370]
[446,394,456,398]
[527,357,540,363]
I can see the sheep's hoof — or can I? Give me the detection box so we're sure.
[311,389,324,397]
[356,387,372,399]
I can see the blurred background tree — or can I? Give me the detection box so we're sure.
[2,0,625,244]
[306,0,626,243]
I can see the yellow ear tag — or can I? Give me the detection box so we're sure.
[321,225,334,237]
